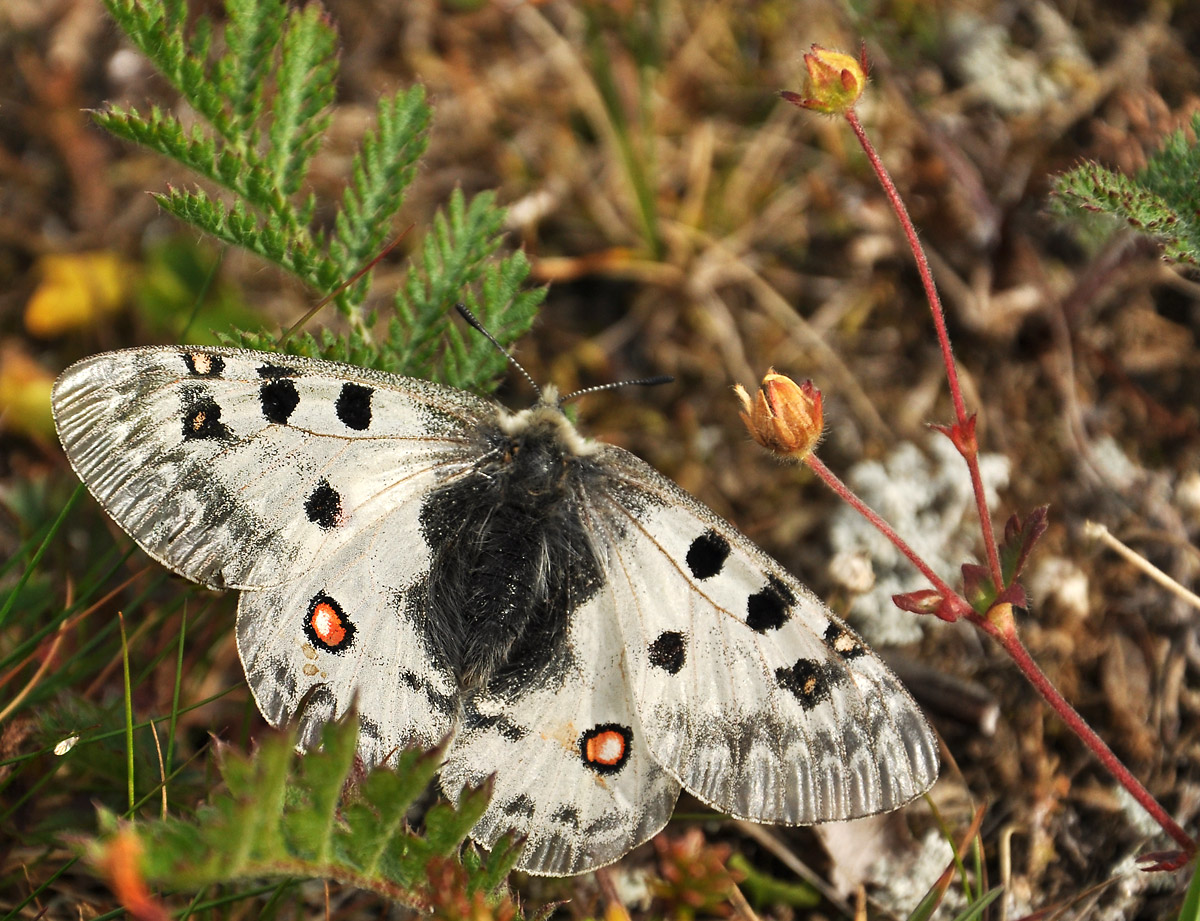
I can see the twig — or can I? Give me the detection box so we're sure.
[1085,520,1200,614]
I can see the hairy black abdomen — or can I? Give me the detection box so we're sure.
[418,424,603,692]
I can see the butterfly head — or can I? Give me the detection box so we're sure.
[496,384,600,458]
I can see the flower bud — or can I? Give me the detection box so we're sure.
[734,370,824,460]
[780,44,868,116]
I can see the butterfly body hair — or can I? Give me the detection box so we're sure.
[418,399,607,693]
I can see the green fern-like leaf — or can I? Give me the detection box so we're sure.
[387,188,544,386]
[217,0,285,137]
[264,4,337,197]
[98,0,540,387]
[1054,112,1200,265]
[331,88,432,279]
[85,716,523,910]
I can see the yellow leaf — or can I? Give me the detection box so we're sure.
[25,250,129,337]
[0,342,56,439]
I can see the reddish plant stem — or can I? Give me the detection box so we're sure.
[805,455,968,616]
[843,109,1004,593]
[781,85,1195,860]
[811,455,1196,855]
[973,609,1197,857]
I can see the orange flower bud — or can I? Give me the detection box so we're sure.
[780,44,868,116]
[734,370,824,460]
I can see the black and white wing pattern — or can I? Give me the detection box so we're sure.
[53,344,939,878]
[52,347,484,763]
[439,605,680,876]
[587,445,940,824]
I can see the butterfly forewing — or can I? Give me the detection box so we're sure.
[590,446,940,823]
[52,347,489,589]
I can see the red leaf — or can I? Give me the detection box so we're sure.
[893,590,959,622]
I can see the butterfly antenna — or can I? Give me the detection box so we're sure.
[559,375,674,406]
[455,303,540,396]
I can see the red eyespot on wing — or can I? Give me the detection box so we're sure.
[580,723,631,775]
[312,603,345,644]
[304,593,355,653]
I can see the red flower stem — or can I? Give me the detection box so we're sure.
[808,448,1194,855]
[843,108,1004,593]
[973,610,1197,857]
[805,454,967,615]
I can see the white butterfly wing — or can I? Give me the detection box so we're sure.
[236,497,460,766]
[440,609,681,876]
[590,447,939,824]
[52,347,490,590]
[53,346,490,762]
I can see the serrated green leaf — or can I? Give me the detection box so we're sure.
[266,4,337,197]
[331,88,431,278]
[218,0,286,137]
[82,715,519,910]
[1054,113,1200,265]
[283,715,357,863]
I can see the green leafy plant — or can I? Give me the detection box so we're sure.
[1053,112,1200,265]
[85,715,523,914]
[95,0,543,390]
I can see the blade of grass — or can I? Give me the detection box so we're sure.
[119,612,135,812]
[1179,859,1200,921]
[165,606,187,782]
[0,484,83,630]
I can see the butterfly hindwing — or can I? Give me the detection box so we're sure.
[52,347,491,590]
[590,446,940,823]
[236,498,458,766]
[439,597,681,876]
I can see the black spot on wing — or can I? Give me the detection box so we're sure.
[552,805,581,828]
[775,658,833,709]
[180,387,231,441]
[824,622,866,659]
[746,575,795,632]
[336,382,373,430]
[466,709,527,742]
[648,631,686,674]
[256,363,296,378]
[260,377,300,424]
[686,529,730,580]
[272,659,299,701]
[358,713,384,745]
[182,352,224,377]
[503,794,536,817]
[399,669,457,716]
[305,479,342,530]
